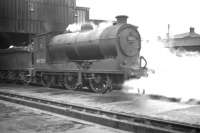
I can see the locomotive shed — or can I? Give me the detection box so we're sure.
[0,83,200,133]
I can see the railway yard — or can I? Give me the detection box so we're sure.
[0,83,200,133]
[1,0,200,133]
[0,99,128,133]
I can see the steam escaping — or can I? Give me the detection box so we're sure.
[66,23,82,33]
[123,40,200,102]
[66,22,95,32]
[66,21,112,33]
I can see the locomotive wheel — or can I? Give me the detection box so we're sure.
[63,74,78,90]
[14,72,21,84]
[0,71,4,82]
[23,75,31,86]
[8,71,16,82]
[89,74,108,93]
[42,75,54,88]
[19,72,25,84]
[1,71,8,82]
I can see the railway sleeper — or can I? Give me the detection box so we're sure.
[0,92,199,133]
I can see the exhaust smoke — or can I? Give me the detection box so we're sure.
[123,40,200,102]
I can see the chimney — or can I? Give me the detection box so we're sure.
[190,27,195,33]
[115,15,128,24]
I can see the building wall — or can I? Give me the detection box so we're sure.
[75,7,89,23]
[0,0,76,34]
[171,37,200,47]
[0,0,91,49]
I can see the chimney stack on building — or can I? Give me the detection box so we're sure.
[116,15,128,24]
[190,27,195,33]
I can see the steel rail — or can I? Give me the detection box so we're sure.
[0,91,199,133]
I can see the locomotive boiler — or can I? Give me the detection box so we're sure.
[0,15,147,93]
[45,15,147,92]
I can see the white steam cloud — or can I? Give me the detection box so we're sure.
[123,40,200,102]
[66,21,112,33]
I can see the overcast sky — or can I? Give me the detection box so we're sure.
[77,0,200,40]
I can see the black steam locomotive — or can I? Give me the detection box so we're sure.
[0,15,147,93]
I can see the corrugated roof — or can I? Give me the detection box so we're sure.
[173,32,200,39]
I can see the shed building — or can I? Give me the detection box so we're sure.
[168,27,200,51]
[0,0,89,49]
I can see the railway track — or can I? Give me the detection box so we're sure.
[0,91,199,133]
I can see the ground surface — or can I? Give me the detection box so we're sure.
[0,100,130,133]
[0,83,200,126]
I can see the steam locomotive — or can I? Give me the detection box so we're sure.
[0,15,147,93]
